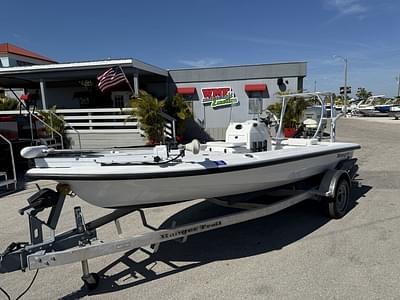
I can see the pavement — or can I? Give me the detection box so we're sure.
[0,117,399,300]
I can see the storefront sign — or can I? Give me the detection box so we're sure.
[201,87,238,108]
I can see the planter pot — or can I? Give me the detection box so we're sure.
[284,128,297,138]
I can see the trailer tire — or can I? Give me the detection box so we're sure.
[324,178,351,219]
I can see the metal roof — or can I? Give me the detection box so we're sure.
[0,58,168,87]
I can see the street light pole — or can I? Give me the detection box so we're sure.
[333,55,348,116]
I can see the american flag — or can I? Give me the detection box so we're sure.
[97,66,127,92]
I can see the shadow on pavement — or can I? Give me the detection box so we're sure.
[61,184,371,299]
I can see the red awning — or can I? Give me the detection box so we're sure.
[245,84,267,92]
[177,87,196,95]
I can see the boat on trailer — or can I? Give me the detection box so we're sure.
[21,92,359,209]
[0,92,361,291]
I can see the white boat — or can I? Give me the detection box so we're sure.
[389,105,400,119]
[353,95,387,116]
[22,92,360,209]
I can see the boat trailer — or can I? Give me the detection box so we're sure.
[0,159,359,290]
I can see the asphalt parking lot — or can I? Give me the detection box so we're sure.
[0,117,399,299]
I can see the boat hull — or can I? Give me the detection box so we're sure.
[58,150,355,208]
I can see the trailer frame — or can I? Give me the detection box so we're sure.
[0,159,359,290]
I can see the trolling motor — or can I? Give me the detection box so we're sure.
[18,188,59,216]
[0,184,81,274]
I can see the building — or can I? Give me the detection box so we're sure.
[0,43,57,99]
[169,63,306,139]
[0,43,56,67]
[0,44,306,145]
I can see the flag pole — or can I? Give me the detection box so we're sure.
[118,65,135,96]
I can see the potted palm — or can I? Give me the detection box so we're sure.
[268,96,311,137]
[129,91,165,145]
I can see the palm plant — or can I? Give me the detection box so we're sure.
[39,106,65,135]
[268,96,312,129]
[129,90,165,144]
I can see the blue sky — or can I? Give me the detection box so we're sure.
[1,0,400,96]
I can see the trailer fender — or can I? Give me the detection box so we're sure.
[318,169,350,199]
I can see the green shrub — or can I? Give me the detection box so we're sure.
[0,97,19,110]
[129,91,165,144]
[39,106,65,135]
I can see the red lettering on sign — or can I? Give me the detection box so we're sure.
[201,87,231,102]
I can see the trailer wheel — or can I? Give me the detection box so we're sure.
[82,272,100,290]
[325,178,351,219]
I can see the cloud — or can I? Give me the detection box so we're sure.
[325,0,368,16]
[179,58,223,68]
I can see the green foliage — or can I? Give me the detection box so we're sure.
[164,94,192,136]
[268,97,312,128]
[39,106,65,135]
[356,87,372,100]
[129,90,165,144]
[0,97,19,110]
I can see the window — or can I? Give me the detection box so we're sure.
[113,95,124,108]
[248,98,263,114]
[16,60,34,66]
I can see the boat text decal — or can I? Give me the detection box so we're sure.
[159,221,222,240]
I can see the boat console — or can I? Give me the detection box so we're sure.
[206,120,272,153]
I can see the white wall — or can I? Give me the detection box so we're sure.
[177,77,299,129]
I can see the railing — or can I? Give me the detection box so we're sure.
[160,111,177,144]
[47,110,82,149]
[54,108,138,133]
[0,110,64,149]
[0,108,177,148]
[52,108,176,145]
[29,113,64,149]
[0,134,17,192]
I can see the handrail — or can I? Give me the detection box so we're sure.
[30,113,64,149]
[0,134,17,191]
[159,111,177,143]
[46,110,82,150]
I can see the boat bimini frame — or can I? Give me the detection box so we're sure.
[0,157,359,290]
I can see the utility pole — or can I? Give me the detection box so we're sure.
[314,80,317,92]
